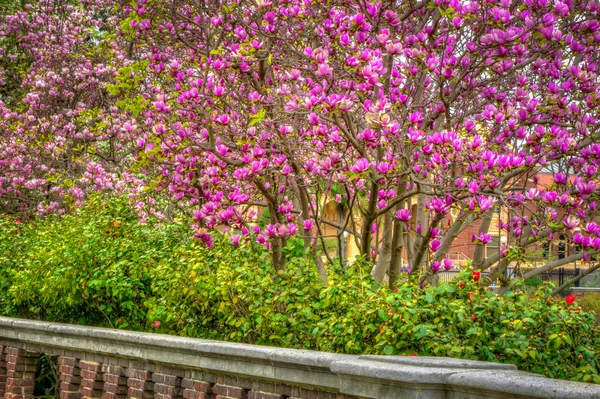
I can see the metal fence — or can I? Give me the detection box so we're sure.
[436,267,600,289]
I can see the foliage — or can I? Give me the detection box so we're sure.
[1,199,599,384]
[114,0,600,284]
[0,196,186,327]
[577,293,600,326]
[1,0,600,292]
[524,276,544,288]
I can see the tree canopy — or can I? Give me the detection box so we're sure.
[1,0,600,290]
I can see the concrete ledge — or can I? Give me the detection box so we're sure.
[570,287,600,293]
[0,316,598,398]
[448,369,600,399]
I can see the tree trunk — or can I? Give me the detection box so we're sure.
[372,210,393,281]
[389,220,404,289]
[472,208,495,270]
[337,204,348,266]
[269,203,286,272]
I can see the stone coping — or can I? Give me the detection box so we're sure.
[1,316,599,398]
[570,287,600,292]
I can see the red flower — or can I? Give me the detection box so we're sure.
[467,292,473,300]
[471,315,478,322]
[14,218,20,223]
[472,271,481,282]
[410,353,418,357]
[458,282,465,289]
[565,295,576,305]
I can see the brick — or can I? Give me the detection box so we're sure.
[154,383,179,395]
[7,377,34,387]
[290,387,336,399]
[59,365,78,375]
[102,393,126,399]
[80,369,102,379]
[103,383,127,395]
[8,363,37,372]
[103,374,127,385]
[60,374,82,384]
[127,387,155,399]
[60,382,81,391]
[6,348,30,357]
[4,393,24,399]
[153,365,184,377]
[5,356,37,365]
[183,379,211,392]
[58,357,78,367]
[183,391,207,399]
[218,376,252,390]
[251,382,291,397]
[80,386,103,398]
[213,385,247,399]
[153,373,179,386]
[248,393,283,399]
[128,378,154,390]
[6,385,33,395]
[60,391,82,399]
[7,370,35,379]
[81,378,105,390]
[79,361,102,372]
[101,364,123,375]
[126,369,152,380]
[194,381,213,393]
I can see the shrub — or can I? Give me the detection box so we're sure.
[577,294,600,326]
[524,276,543,288]
[1,197,599,384]
[1,196,188,328]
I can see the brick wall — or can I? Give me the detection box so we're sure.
[0,344,354,399]
[1,316,599,399]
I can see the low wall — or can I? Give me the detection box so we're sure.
[0,316,598,399]
[570,287,600,297]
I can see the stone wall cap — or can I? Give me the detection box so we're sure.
[0,316,350,369]
[331,358,468,385]
[359,355,517,371]
[570,287,600,292]
[3,316,600,398]
[448,369,600,399]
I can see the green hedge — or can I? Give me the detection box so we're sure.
[1,196,599,383]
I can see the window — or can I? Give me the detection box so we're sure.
[543,242,550,260]
[486,237,500,258]
[558,234,567,260]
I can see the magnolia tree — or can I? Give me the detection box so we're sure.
[3,0,600,291]
[114,0,600,289]
[0,0,141,216]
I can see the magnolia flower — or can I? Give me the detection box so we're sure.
[229,234,241,246]
[303,219,313,231]
[395,209,411,222]
[350,158,370,173]
[563,215,580,230]
[443,258,454,270]
[472,233,493,245]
